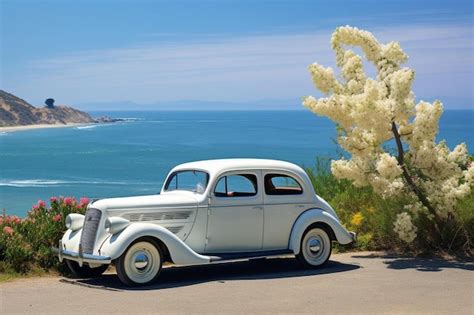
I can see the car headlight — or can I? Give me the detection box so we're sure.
[105,217,130,234]
[65,213,85,231]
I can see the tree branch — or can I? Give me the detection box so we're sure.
[391,122,442,235]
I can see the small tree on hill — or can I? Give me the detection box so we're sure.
[45,98,55,108]
[303,26,473,248]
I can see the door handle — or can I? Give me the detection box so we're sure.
[252,206,263,210]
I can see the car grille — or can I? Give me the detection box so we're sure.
[80,208,102,254]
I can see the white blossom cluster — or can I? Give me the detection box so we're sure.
[393,212,418,243]
[303,26,474,243]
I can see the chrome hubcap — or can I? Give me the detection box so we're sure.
[301,228,331,266]
[133,252,149,271]
[308,237,321,254]
[123,242,162,284]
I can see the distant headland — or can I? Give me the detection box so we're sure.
[0,90,126,131]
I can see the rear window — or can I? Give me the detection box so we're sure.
[264,174,303,195]
[214,174,258,197]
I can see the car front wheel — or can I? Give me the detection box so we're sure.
[115,239,163,286]
[296,226,332,267]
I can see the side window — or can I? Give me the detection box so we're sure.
[214,174,258,197]
[165,170,209,193]
[265,174,303,195]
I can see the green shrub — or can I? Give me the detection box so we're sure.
[0,197,88,274]
[306,157,474,255]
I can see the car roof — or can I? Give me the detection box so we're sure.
[171,158,307,178]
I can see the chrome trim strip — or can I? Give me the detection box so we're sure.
[122,211,193,222]
[108,205,198,211]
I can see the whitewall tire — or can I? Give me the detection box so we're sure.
[116,240,163,286]
[296,227,332,267]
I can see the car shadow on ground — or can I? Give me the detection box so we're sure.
[63,257,360,291]
[351,252,474,272]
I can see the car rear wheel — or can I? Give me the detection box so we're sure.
[296,226,332,267]
[65,260,109,278]
[116,240,163,286]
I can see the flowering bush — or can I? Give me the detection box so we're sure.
[0,197,88,273]
[393,213,418,243]
[307,158,473,253]
[303,26,473,250]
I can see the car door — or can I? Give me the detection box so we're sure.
[205,170,263,253]
[262,171,307,250]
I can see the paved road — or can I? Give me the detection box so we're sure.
[1,252,473,314]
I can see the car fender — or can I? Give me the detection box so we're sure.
[289,209,354,254]
[99,222,211,265]
[61,228,82,252]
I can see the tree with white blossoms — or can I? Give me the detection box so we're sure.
[303,26,474,246]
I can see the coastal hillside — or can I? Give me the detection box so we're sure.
[0,90,94,127]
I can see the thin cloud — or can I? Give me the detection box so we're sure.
[11,23,474,108]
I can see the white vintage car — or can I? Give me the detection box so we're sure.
[54,159,356,286]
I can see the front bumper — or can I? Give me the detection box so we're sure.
[52,240,111,266]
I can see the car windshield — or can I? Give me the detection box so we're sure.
[164,170,209,194]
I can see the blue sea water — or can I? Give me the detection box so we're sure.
[1,110,473,217]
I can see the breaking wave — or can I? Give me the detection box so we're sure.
[0,179,154,188]
[76,125,99,130]
[116,117,142,121]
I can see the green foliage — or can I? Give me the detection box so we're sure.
[0,197,88,274]
[306,157,474,255]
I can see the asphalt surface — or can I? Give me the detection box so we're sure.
[1,252,473,314]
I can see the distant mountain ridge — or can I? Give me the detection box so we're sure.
[0,90,94,127]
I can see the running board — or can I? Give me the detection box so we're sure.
[206,249,293,263]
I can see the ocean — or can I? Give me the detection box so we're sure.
[1,110,473,217]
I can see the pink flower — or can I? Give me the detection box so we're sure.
[50,196,58,203]
[76,205,83,210]
[32,205,39,211]
[79,197,89,206]
[37,200,46,208]
[3,226,14,235]
[64,197,74,206]
[53,214,62,222]
[9,216,21,224]
[0,217,3,225]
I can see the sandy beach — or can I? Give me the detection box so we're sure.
[0,123,93,133]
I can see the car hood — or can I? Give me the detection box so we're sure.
[91,191,198,211]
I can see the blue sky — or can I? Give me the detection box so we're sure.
[1,0,473,109]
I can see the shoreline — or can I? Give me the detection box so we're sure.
[0,123,93,133]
